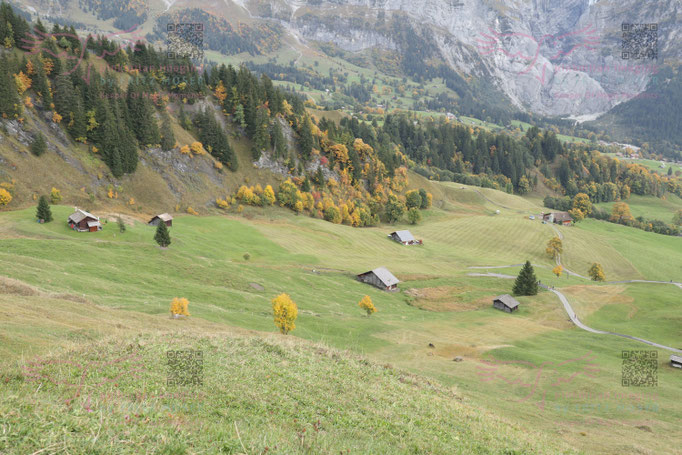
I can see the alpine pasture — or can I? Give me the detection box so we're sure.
[1,179,681,455]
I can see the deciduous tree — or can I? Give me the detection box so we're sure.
[588,263,606,282]
[358,295,376,316]
[545,236,563,259]
[272,293,297,334]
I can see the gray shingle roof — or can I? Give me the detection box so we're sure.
[151,213,173,222]
[86,220,101,228]
[364,267,400,287]
[494,294,520,309]
[553,212,573,222]
[68,209,99,224]
[671,355,682,363]
[390,230,415,242]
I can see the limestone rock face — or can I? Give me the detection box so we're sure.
[246,0,679,116]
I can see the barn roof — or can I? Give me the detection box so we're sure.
[553,212,573,222]
[494,294,520,309]
[390,230,415,242]
[671,355,682,363]
[86,220,101,228]
[151,213,173,222]
[361,267,400,287]
[68,208,99,223]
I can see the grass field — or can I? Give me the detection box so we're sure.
[1,182,681,454]
[595,194,682,223]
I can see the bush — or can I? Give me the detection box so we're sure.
[0,188,12,207]
[243,253,251,261]
[358,295,376,316]
[170,297,190,317]
[272,293,298,335]
[30,132,47,156]
[407,207,422,225]
[588,263,606,282]
[50,187,62,204]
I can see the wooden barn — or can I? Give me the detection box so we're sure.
[542,212,573,226]
[357,267,400,291]
[67,208,102,232]
[388,230,422,245]
[493,294,520,313]
[148,213,173,227]
[671,355,682,369]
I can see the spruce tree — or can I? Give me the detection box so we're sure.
[30,132,47,156]
[298,116,313,160]
[512,260,538,296]
[0,55,20,118]
[154,221,171,247]
[31,57,51,105]
[270,120,287,158]
[36,195,53,222]
[160,111,176,151]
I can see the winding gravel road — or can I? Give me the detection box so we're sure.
[467,271,682,354]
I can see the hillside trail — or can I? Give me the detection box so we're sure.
[466,271,682,354]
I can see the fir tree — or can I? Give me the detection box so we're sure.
[31,56,51,105]
[512,260,538,296]
[270,119,287,158]
[117,216,126,233]
[154,220,171,247]
[0,54,20,118]
[36,195,53,222]
[252,106,270,159]
[160,111,176,151]
[298,116,313,160]
[30,132,47,156]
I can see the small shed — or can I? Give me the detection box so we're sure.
[357,267,400,291]
[67,208,102,232]
[388,230,422,245]
[493,294,520,313]
[149,213,173,227]
[671,355,682,369]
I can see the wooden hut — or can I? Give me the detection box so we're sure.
[493,294,520,313]
[67,208,102,232]
[671,355,682,369]
[357,267,400,291]
[149,213,173,227]
[388,230,422,245]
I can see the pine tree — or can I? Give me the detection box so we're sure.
[270,119,287,158]
[31,56,51,105]
[0,54,20,118]
[36,195,52,222]
[512,260,538,296]
[298,116,313,160]
[160,111,176,151]
[252,106,270,159]
[30,132,47,156]
[154,220,171,247]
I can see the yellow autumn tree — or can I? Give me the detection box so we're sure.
[358,295,376,316]
[190,141,207,156]
[0,188,12,206]
[14,71,31,95]
[214,80,227,103]
[588,263,606,282]
[50,187,62,204]
[262,185,276,206]
[272,293,298,335]
[552,265,563,277]
[545,236,563,259]
[170,297,190,317]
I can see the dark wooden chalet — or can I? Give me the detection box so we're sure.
[388,230,422,245]
[671,355,682,369]
[357,267,400,291]
[493,294,520,313]
[67,208,102,232]
[148,213,173,227]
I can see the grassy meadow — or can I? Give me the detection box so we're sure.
[1,182,681,454]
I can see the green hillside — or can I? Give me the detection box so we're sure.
[2,181,682,454]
